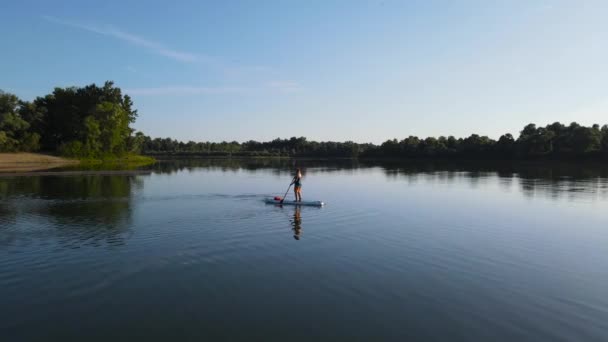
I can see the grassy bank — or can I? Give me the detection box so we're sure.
[77,154,156,170]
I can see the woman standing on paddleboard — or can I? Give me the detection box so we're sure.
[291,168,303,202]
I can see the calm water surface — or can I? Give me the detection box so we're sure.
[1,159,608,341]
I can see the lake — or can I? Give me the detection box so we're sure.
[1,159,608,341]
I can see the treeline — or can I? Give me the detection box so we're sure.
[367,122,608,160]
[0,82,143,157]
[142,137,374,158]
[3,82,608,161]
[142,122,608,160]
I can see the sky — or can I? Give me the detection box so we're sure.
[1,0,607,143]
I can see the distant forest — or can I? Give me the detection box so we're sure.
[2,82,608,161]
[143,122,608,161]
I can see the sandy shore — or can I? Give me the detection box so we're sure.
[0,170,152,177]
[0,153,79,172]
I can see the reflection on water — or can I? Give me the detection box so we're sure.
[148,158,608,201]
[375,160,608,200]
[291,206,303,240]
[2,159,608,249]
[2,160,608,245]
[0,175,141,249]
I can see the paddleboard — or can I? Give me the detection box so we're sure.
[265,198,324,207]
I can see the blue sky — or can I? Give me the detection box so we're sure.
[1,0,607,143]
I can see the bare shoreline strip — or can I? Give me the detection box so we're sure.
[0,170,152,177]
[0,153,79,173]
[0,153,154,176]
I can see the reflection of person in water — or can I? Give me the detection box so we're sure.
[291,206,302,240]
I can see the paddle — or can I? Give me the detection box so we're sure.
[279,177,295,204]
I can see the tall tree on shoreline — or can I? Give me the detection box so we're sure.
[29,82,137,157]
[0,91,40,152]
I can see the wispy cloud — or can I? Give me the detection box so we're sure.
[42,16,302,95]
[125,86,251,96]
[266,80,302,93]
[125,81,302,96]
[42,15,201,62]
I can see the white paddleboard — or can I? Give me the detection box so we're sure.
[265,198,324,207]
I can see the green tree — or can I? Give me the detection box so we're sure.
[32,81,137,155]
[495,133,515,158]
[601,125,608,159]
[518,124,554,157]
[400,136,420,157]
[0,90,40,152]
[570,123,601,155]
[94,102,130,155]
[84,116,102,155]
[127,131,147,154]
